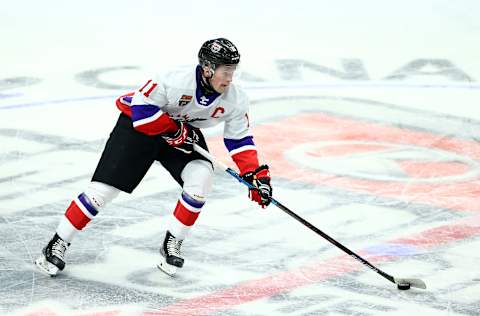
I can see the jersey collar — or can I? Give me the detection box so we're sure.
[195,65,221,107]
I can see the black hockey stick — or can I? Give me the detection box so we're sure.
[193,144,426,290]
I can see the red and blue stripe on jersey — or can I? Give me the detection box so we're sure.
[224,136,259,175]
[116,93,177,136]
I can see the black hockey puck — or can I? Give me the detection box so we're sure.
[397,283,411,290]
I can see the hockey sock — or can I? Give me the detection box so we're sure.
[170,192,205,240]
[56,193,98,243]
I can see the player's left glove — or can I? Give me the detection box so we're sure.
[162,121,199,154]
[241,165,272,208]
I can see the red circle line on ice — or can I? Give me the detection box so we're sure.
[285,140,480,183]
[208,111,480,211]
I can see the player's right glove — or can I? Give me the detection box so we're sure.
[241,165,272,208]
[162,121,199,154]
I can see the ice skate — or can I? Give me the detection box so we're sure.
[157,231,184,276]
[35,233,70,276]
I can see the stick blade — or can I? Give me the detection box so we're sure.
[394,277,427,289]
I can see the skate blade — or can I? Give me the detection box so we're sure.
[157,257,177,276]
[34,256,59,277]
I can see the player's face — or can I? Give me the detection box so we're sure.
[210,64,237,93]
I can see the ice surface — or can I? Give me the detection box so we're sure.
[1,1,480,315]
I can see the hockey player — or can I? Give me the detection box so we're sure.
[35,38,273,276]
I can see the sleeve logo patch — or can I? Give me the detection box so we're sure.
[178,95,193,107]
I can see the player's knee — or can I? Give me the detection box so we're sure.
[181,160,214,201]
[84,181,120,209]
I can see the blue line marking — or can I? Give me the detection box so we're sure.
[1,81,479,111]
[0,93,23,99]
[0,95,117,111]
[243,82,480,91]
[364,243,418,257]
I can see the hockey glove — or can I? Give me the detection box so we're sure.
[241,165,272,208]
[162,121,199,154]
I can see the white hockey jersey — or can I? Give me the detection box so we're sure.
[115,65,259,173]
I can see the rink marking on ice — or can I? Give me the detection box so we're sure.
[132,110,480,315]
[208,112,480,212]
[0,92,22,99]
[2,81,480,111]
[13,215,480,315]
[145,215,480,316]
[8,97,480,315]
[244,81,480,91]
[0,95,117,110]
